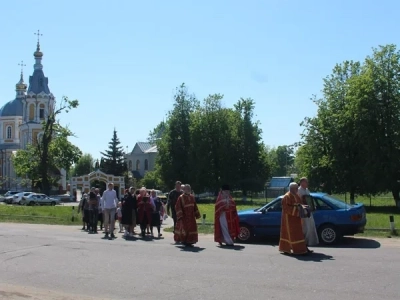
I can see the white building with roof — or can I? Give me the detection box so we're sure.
[124,142,158,179]
[0,35,66,191]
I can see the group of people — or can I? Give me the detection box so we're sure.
[279,177,319,256]
[167,181,241,247]
[78,183,166,240]
[76,180,242,248]
[77,177,320,254]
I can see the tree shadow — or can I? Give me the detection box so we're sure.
[176,245,205,252]
[282,252,335,262]
[217,245,245,251]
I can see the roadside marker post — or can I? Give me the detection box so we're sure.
[72,206,75,222]
[389,215,395,234]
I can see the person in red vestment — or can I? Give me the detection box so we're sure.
[214,184,240,246]
[137,187,151,235]
[174,184,201,247]
[279,182,309,256]
[137,194,153,238]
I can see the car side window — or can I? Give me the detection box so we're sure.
[268,201,282,212]
[314,197,332,210]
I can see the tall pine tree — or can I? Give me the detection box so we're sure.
[100,129,126,176]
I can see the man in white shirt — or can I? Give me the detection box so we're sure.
[102,183,118,240]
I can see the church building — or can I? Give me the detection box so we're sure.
[0,34,66,191]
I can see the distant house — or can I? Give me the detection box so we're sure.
[265,177,294,199]
[124,142,157,179]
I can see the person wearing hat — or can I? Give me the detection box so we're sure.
[214,185,240,246]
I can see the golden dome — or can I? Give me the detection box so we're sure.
[34,50,43,58]
[16,82,27,90]
[16,74,27,91]
[34,42,43,58]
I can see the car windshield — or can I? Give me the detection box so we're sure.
[321,195,351,209]
[257,198,281,211]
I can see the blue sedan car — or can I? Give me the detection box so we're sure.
[237,192,367,245]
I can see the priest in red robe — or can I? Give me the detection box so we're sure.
[214,184,240,246]
[174,184,201,247]
[279,182,309,256]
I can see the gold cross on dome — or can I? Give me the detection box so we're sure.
[34,30,43,43]
[18,61,26,74]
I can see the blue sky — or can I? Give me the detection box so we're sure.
[1,0,399,160]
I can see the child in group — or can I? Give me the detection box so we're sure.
[116,202,123,233]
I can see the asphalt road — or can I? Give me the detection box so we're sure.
[0,223,399,300]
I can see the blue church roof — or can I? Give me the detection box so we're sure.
[0,99,23,117]
[28,69,50,94]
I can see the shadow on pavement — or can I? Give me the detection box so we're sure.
[239,237,381,249]
[176,245,205,252]
[291,252,335,262]
[217,245,245,251]
[326,237,381,249]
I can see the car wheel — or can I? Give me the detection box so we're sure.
[318,224,340,245]
[237,224,253,243]
[51,201,56,206]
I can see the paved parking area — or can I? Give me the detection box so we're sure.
[0,223,399,300]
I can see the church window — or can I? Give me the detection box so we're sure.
[144,159,149,170]
[136,160,140,171]
[39,104,45,119]
[29,104,35,121]
[6,126,12,139]
[128,160,132,170]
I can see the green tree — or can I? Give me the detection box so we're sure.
[12,145,39,189]
[235,98,269,196]
[13,97,81,194]
[70,153,95,176]
[189,94,240,191]
[148,121,165,144]
[356,45,400,207]
[139,168,166,190]
[100,129,126,176]
[156,83,198,187]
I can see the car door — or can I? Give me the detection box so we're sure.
[254,200,282,237]
[311,196,335,227]
[36,194,46,205]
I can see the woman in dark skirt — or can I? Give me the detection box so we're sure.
[121,188,135,237]
[150,190,164,238]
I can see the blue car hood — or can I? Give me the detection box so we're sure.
[238,209,257,216]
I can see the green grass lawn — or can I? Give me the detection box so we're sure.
[0,205,82,225]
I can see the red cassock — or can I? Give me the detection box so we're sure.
[214,193,240,243]
[174,194,201,244]
[137,201,153,226]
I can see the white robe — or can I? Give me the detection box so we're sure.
[298,187,319,246]
[219,212,234,245]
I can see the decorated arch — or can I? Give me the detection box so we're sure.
[70,170,125,199]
